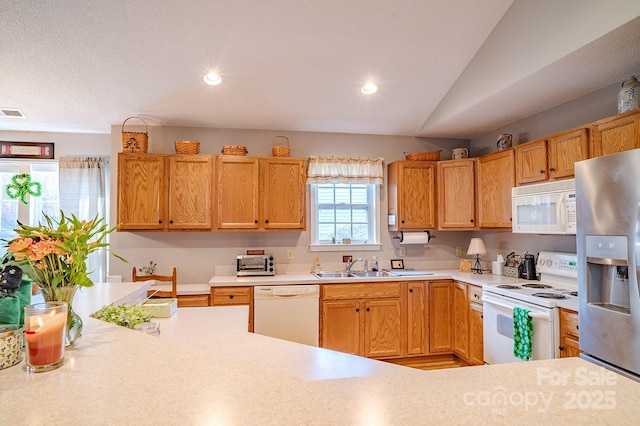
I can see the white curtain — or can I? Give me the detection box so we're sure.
[306,156,384,185]
[58,157,109,283]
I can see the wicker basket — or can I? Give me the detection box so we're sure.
[404,150,441,161]
[221,145,248,156]
[121,117,149,153]
[272,136,290,157]
[174,140,200,155]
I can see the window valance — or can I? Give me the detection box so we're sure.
[306,156,384,185]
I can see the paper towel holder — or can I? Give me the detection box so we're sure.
[393,231,435,244]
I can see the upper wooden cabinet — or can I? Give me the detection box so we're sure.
[590,109,640,157]
[118,154,166,231]
[476,149,515,229]
[547,127,588,179]
[437,159,476,230]
[118,154,214,231]
[216,156,306,231]
[387,161,437,231]
[515,128,589,185]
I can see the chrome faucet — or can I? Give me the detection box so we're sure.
[345,258,363,273]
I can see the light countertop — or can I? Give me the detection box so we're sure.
[1,282,637,424]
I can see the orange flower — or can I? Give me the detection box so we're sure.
[7,237,33,254]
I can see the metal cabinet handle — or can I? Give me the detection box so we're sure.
[540,169,545,174]
[366,307,370,312]
[559,346,565,351]
[254,220,258,224]
[229,295,234,299]
[158,220,163,224]
[169,220,174,224]
[550,167,556,172]
[409,288,413,293]
[355,308,360,312]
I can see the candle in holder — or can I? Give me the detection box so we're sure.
[24,301,67,373]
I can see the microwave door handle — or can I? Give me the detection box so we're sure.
[558,193,566,227]
[482,296,550,321]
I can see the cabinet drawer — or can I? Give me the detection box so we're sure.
[177,294,210,307]
[322,282,402,300]
[560,308,579,337]
[467,285,483,305]
[211,286,252,305]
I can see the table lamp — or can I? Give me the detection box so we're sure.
[467,237,488,274]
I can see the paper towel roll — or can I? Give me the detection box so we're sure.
[399,231,432,245]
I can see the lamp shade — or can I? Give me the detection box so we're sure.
[467,238,488,255]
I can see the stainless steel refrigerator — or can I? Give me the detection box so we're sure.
[576,148,640,381]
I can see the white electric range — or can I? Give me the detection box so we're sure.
[482,252,578,364]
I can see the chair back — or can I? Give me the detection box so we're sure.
[132,266,177,298]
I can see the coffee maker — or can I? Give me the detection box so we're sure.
[520,252,537,280]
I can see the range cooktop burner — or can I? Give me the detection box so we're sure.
[532,292,567,299]
[497,285,522,289]
[569,291,578,297]
[522,283,552,289]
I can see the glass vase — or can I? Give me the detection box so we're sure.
[40,285,83,346]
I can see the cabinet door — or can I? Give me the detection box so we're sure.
[216,157,260,229]
[260,158,306,230]
[321,300,362,355]
[428,280,453,354]
[469,303,484,365]
[437,160,476,229]
[117,153,166,230]
[560,334,581,358]
[590,110,640,157]
[547,128,588,179]
[363,298,402,358]
[388,161,437,230]
[477,149,515,228]
[406,281,427,356]
[452,282,469,360]
[515,139,547,185]
[168,156,213,230]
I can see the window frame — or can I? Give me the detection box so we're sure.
[308,183,381,252]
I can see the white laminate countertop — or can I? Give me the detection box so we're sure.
[2,282,639,424]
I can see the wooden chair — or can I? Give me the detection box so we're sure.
[132,266,177,299]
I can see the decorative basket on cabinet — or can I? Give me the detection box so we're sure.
[403,150,441,161]
[121,116,149,153]
[271,136,291,157]
[174,140,200,154]
[221,145,248,156]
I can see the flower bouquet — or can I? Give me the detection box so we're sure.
[3,212,126,344]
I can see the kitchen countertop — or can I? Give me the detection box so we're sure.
[2,282,638,424]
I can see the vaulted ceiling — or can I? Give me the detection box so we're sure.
[1,1,639,138]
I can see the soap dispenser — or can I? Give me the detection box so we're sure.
[371,256,379,272]
[313,256,322,274]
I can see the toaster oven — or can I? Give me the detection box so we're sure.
[236,255,275,276]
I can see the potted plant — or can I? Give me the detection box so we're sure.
[3,211,126,345]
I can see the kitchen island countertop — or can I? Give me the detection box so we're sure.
[1,282,638,424]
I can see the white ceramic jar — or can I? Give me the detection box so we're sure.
[618,76,639,113]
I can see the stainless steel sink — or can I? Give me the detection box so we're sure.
[313,271,353,278]
[350,271,392,278]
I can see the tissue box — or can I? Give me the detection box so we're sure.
[141,298,177,318]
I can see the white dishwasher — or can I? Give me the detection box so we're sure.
[253,285,320,346]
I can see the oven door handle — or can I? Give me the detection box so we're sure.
[482,297,551,321]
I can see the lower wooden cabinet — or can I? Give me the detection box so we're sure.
[559,308,580,358]
[321,282,404,359]
[469,301,484,365]
[210,286,254,332]
[177,294,210,307]
[452,282,484,365]
[428,280,453,354]
[406,281,427,356]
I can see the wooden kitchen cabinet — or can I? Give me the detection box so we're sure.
[387,161,437,231]
[177,294,210,307]
[437,159,476,230]
[216,156,306,230]
[515,138,548,185]
[476,148,515,229]
[559,308,580,358]
[547,127,589,179]
[211,286,254,331]
[590,109,640,157]
[452,282,469,359]
[321,282,403,359]
[428,280,453,354]
[117,153,214,231]
[118,153,167,230]
[468,285,484,365]
[406,281,427,356]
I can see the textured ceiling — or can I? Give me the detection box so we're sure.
[1,0,639,138]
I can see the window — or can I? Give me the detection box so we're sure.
[310,183,381,251]
[0,161,59,240]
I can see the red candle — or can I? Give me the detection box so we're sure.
[24,302,67,372]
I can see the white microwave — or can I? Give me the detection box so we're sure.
[511,179,576,235]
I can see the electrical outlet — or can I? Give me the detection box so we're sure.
[456,246,463,257]
[286,249,294,260]
[399,246,406,257]
[342,255,352,263]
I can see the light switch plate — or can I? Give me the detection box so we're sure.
[287,249,294,260]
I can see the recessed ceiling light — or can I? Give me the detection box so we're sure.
[361,82,378,94]
[203,72,222,86]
